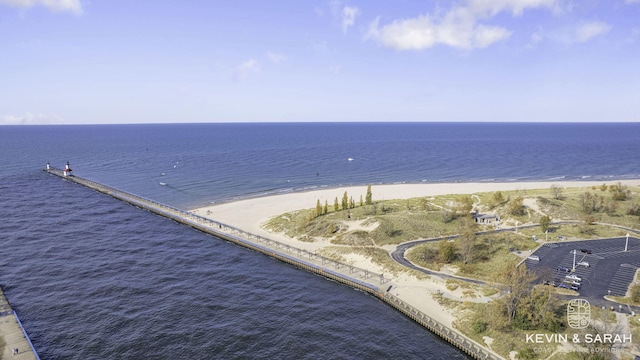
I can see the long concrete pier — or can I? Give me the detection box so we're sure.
[46,167,503,360]
[0,286,39,359]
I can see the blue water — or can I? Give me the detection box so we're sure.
[1,122,640,359]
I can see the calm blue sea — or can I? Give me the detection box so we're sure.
[1,122,639,359]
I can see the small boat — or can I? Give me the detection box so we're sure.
[159,182,167,186]
[347,157,354,161]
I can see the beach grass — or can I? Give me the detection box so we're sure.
[264,183,640,279]
[204,181,640,359]
[319,246,430,279]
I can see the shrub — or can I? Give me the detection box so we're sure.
[472,319,488,334]
[439,241,456,263]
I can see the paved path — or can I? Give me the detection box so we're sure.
[0,289,37,360]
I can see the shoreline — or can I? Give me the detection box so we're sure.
[191,180,640,249]
[198,177,640,207]
[45,169,640,359]
[191,179,640,359]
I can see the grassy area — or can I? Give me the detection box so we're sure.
[261,183,640,359]
[264,183,640,281]
[405,231,538,280]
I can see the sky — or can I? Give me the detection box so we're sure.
[0,0,639,124]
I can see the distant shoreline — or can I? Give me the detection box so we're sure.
[200,177,640,207]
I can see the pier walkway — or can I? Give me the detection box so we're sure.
[46,168,503,360]
[0,287,39,360]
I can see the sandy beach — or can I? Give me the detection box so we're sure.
[193,180,640,249]
[190,179,640,357]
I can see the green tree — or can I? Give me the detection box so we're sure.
[316,199,322,218]
[610,182,629,201]
[441,208,456,223]
[457,195,474,216]
[513,285,563,332]
[494,262,536,324]
[349,196,355,209]
[342,191,349,210]
[539,215,551,233]
[490,191,505,208]
[630,283,640,304]
[603,198,617,214]
[508,196,524,216]
[365,185,373,205]
[323,200,328,215]
[458,217,477,264]
[334,197,339,212]
[439,241,456,263]
[580,192,600,214]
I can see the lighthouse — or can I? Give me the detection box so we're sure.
[63,161,73,177]
[46,162,50,170]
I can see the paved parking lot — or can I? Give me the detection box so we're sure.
[524,236,640,302]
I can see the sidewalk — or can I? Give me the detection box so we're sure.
[0,289,37,360]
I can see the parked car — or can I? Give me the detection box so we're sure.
[579,249,592,254]
[563,279,581,286]
[558,236,567,240]
[566,274,582,282]
[577,261,590,267]
[557,266,570,273]
[570,285,580,291]
[527,255,540,261]
[559,283,569,289]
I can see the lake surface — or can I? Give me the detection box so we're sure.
[2,122,639,359]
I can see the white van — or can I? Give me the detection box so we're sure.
[566,274,582,282]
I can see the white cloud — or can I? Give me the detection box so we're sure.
[467,0,564,16]
[0,112,62,125]
[234,59,260,81]
[0,0,83,14]
[267,52,286,64]
[573,21,611,42]
[366,0,562,50]
[329,1,359,33]
[625,0,640,4]
[341,6,359,33]
[555,21,611,43]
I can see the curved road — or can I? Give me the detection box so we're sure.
[389,221,640,284]
[390,221,640,311]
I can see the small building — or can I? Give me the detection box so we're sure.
[473,210,500,225]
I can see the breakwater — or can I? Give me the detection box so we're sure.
[0,286,39,359]
[45,168,502,360]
